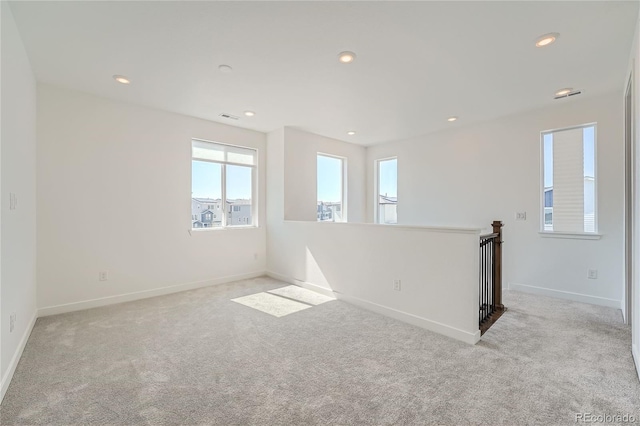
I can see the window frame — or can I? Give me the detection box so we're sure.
[191,138,258,230]
[375,156,398,225]
[316,152,347,223]
[539,123,600,239]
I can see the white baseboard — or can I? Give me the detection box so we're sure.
[2,272,265,405]
[266,271,336,298]
[266,271,480,345]
[1,311,37,404]
[508,283,622,309]
[38,271,266,317]
[633,344,640,382]
[335,292,481,345]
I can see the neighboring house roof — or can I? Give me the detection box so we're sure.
[227,199,251,205]
[194,198,251,205]
[193,198,221,203]
[201,209,214,215]
[379,195,397,204]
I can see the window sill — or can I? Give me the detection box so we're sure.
[538,231,602,240]
[190,226,258,234]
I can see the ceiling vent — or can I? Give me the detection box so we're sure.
[218,113,240,121]
[554,90,582,100]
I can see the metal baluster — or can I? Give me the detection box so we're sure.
[479,240,482,325]
[483,241,486,323]
[486,241,489,320]
[484,240,488,321]
[490,238,494,316]
[481,241,484,323]
[487,238,493,316]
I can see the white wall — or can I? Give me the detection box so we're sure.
[367,92,624,309]
[283,127,366,223]
[0,2,38,400]
[269,222,481,344]
[267,127,482,344]
[267,125,366,284]
[37,85,267,312]
[266,128,285,262]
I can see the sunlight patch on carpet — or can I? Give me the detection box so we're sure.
[231,292,312,317]
[267,285,334,306]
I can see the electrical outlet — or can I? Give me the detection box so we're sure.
[10,312,16,332]
[9,193,18,211]
[393,279,401,291]
[588,269,598,279]
[99,271,109,281]
[515,212,527,221]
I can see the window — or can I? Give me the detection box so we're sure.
[317,154,345,222]
[376,158,397,224]
[541,124,596,234]
[191,140,256,228]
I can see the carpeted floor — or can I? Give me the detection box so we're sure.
[0,276,638,425]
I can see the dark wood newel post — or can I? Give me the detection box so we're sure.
[492,220,504,311]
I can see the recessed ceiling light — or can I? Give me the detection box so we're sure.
[447,116,458,122]
[338,51,357,64]
[555,88,573,97]
[535,32,559,47]
[244,111,255,117]
[218,64,233,73]
[113,75,130,84]
[347,131,356,135]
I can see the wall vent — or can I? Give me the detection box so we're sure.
[554,90,582,100]
[219,113,240,120]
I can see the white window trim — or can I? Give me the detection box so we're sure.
[375,156,397,225]
[191,138,258,230]
[317,152,347,223]
[539,122,598,236]
[538,231,602,240]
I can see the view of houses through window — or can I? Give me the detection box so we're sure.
[317,154,345,222]
[191,140,255,228]
[542,124,596,233]
[377,158,397,224]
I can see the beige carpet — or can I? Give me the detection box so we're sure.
[1,276,638,425]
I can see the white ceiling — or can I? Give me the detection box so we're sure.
[9,1,639,145]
